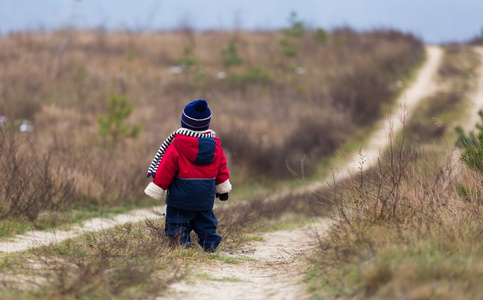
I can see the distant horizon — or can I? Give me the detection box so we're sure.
[1,25,477,46]
[1,0,482,44]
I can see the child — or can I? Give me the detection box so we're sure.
[144,99,232,252]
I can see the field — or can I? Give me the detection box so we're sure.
[0,25,422,222]
[1,21,482,299]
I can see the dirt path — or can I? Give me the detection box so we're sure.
[162,220,331,300]
[0,207,165,253]
[0,46,457,299]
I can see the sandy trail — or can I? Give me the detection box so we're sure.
[2,45,472,299]
[0,207,165,253]
[161,220,331,300]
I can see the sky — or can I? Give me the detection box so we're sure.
[1,0,482,44]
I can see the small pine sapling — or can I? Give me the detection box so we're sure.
[98,93,141,147]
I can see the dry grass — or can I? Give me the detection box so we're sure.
[311,147,483,299]
[307,46,483,299]
[0,221,187,299]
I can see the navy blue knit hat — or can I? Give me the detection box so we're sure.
[181,99,212,131]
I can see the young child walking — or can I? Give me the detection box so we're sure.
[144,99,232,252]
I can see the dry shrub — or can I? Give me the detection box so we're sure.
[48,139,148,207]
[0,127,76,220]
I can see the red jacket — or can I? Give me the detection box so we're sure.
[153,133,231,211]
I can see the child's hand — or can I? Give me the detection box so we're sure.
[216,193,229,201]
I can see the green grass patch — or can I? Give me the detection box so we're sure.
[0,219,33,239]
[250,214,323,234]
[206,252,256,264]
[196,272,243,282]
[243,235,264,242]
[0,253,21,269]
